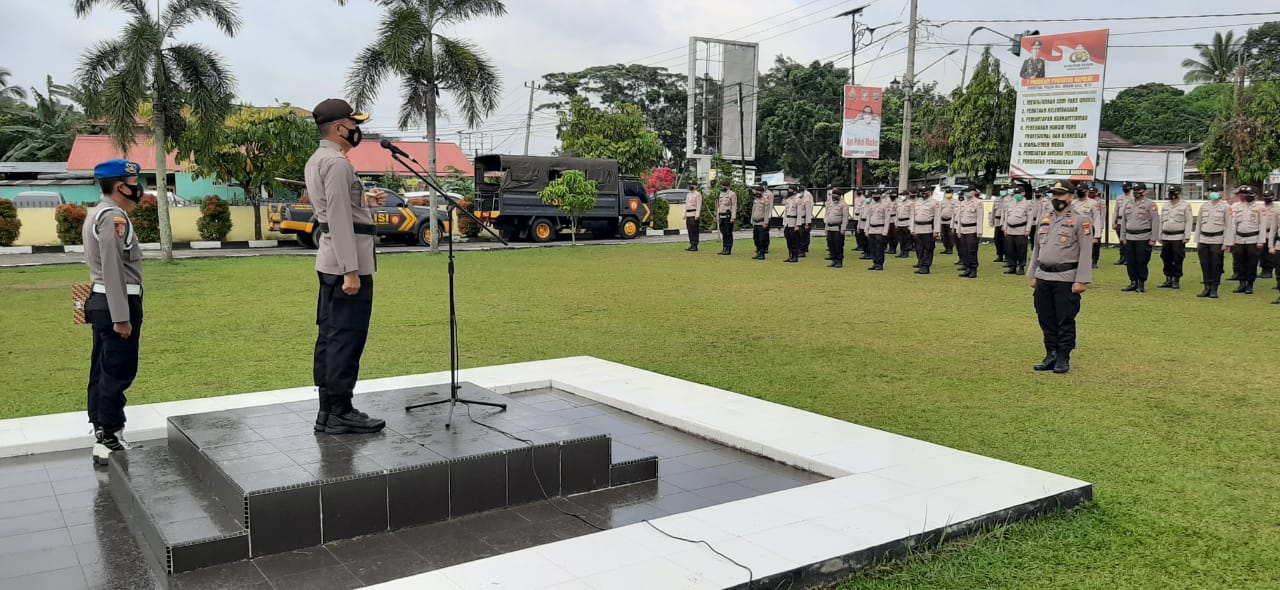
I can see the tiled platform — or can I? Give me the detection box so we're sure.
[0,357,1094,589]
[0,388,823,589]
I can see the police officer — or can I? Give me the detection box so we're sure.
[750,181,772,260]
[1265,189,1280,303]
[1157,187,1192,289]
[1120,182,1159,293]
[911,189,940,274]
[990,189,1007,264]
[885,192,899,255]
[849,189,863,251]
[1225,185,1264,294]
[939,189,956,254]
[1195,185,1229,298]
[1029,181,1092,374]
[782,189,802,263]
[955,187,985,278]
[1003,185,1033,275]
[716,181,737,255]
[1113,182,1134,266]
[856,191,872,259]
[1258,189,1279,280]
[895,190,914,258]
[683,180,702,252]
[825,186,849,268]
[84,159,144,465]
[799,186,814,257]
[307,98,386,435]
[865,190,892,270]
[1083,186,1105,268]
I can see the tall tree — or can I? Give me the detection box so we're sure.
[754,57,847,186]
[1,76,85,161]
[73,0,241,262]
[1100,82,1227,144]
[540,64,687,166]
[554,96,664,176]
[0,67,25,102]
[949,48,1016,191]
[1182,31,1242,84]
[1242,22,1280,80]
[344,0,505,253]
[180,106,318,239]
[1201,79,1280,184]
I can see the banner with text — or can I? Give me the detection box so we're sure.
[1009,29,1109,181]
[842,85,883,159]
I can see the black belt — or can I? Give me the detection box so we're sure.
[1039,263,1078,273]
[870,224,884,228]
[961,223,977,228]
[318,222,376,236]
[1007,222,1027,228]
[1162,231,1184,236]
[785,215,797,218]
[1126,227,1152,234]
[1237,230,1259,237]
[1200,230,1223,237]
[914,220,934,225]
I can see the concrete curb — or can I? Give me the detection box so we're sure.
[0,246,32,254]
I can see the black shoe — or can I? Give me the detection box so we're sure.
[785,257,798,263]
[1263,270,1274,279]
[914,267,930,275]
[324,409,386,434]
[92,427,132,466]
[1210,284,1220,299]
[1171,278,1180,290]
[314,411,329,432]
[1244,280,1254,295]
[1273,296,1280,304]
[1197,285,1212,298]
[912,263,920,268]
[832,262,843,268]
[1053,350,1072,374]
[752,254,764,260]
[1136,281,1146,293]
[1233,281,1247,293]
[1017,267,1027,275]
[1092,262,1099,269]
[718,251,731,256]
[1004,268,1018,275]
[859,254,871,260]
[869,264,884,271]
[1114,260,1126,266]
[1033,350,1057,371]
[799,252,807,258]
[1121,281,1138,292]
[1158,277,1173,289]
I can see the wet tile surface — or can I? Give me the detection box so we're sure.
[0,388,826,589]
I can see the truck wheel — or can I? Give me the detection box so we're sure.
[530,218,555,243]
[620,217,640,240]
[299,227,319,249]
[416,223,433,246]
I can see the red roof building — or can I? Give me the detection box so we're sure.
[66,135,187,172]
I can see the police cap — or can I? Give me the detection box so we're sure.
[94,159,141,180]
[1050,180,1073,195]
[1236,185,1255,195]
[1168,186,1181,196]
[312,98,371,125]
[1133,182,1147,191]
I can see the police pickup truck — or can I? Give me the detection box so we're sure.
[267,189,450,248]
[472,155,650,242]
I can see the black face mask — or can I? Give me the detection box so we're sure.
[341,123,363,148]
[1246,195,1257,202]
[872,196,881,201]
[1052,198,1069,212]
[1265,197,1275,204]
[119,183,142,203]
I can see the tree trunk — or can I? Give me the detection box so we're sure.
[571,218,577,245]
[425,35,440,254]
[152,90,174,262]
[251,186,263,240]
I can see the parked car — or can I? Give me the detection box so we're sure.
[12,191,65,208]
[654,188,689,206]
[268,189,450,248]
[144,190,197,207]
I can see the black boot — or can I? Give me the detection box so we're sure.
[832,261,843,268]
[1004,266,1018,275]
[1244,280,1254,295]
[1158,276,1173,288]
[1053,349,1072,374]
[324,408,386,434]
[1233,281,1247,293]
[1171,277,1180,289]
[1136,281,1146,293]
[1033,349,1057,371]
[785,255,798,263]
[914,267,930,275]
[868,264,884,271]
[1197,283,1211,298]
[1121,281,1138,292]
[1263,269,1274,279]
[1210,283,1220,299]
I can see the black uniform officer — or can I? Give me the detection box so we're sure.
[1029,181,1093,374]
[84,160,145,465]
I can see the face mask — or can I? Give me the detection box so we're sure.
[872,196,881,201]
[958,195,966,201]
[119,183,142,203]
[1014,195,1023,202]
[1246,195,1256,202]
[1052,199,1069,212]
[864,198,871,204]
[341,123,363,147]
[1266,197,1275,204]
[1210,192,1221,201]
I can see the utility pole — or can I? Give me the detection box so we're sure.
[837,5,868,191]
[897,0,918,194]
[736,83,747,186]
[523,81,540,155]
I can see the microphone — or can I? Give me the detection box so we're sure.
[380,138,419,164]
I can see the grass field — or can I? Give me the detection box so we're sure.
[2,238,1278,589]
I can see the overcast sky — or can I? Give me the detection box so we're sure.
[3,0,1276,157]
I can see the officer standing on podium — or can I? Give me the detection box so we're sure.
[306,98,386,435]
[83,159,145,465]
[1029,181,1092,374]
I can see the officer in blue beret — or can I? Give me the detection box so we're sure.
[83,159,145,465]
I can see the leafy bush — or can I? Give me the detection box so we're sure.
[132,194,160,243]
[55,203,88,245]
[0,198,20,247]
[650,197,670,230]
[457,198,481,238]
[379,169,407,193]
[197,195,233,241]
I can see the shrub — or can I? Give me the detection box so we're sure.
[55,203,88,245]
[197,195,233,241]
[133,194,160,243]
[457,198,481,238]
[650,197,670,230]
[0,198,20,247]
[300,194,311,204]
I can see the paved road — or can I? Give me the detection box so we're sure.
[0,231,752,268]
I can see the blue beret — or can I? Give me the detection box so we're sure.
[94,159,141,180]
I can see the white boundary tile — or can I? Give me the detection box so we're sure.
[0,357,1093,589]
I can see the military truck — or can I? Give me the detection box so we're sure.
[267,190,450,248]
[472,155,651,242]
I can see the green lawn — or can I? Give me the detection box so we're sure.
[2,240,1277,589]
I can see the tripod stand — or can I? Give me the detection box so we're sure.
[389,151,509,429]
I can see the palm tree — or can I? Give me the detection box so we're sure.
[343,0,505,252]
[1182,31,1242,84]
[0,67,26,102]
[72,0,241,261]
[1,76,85,161]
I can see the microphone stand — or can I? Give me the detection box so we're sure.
[388,151,509,429]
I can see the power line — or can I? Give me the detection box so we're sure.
[626,0,852,64]
[937,11,1280,24]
